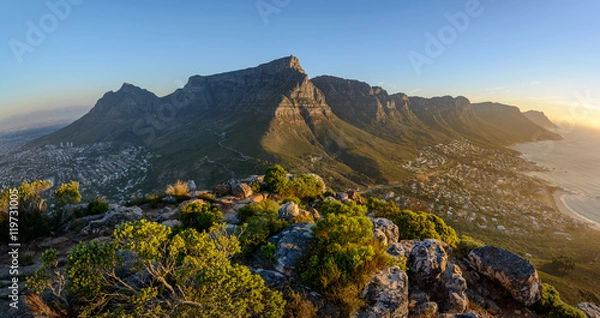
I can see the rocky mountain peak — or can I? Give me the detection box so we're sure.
[257,55,305,74]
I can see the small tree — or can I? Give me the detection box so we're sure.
[54,181,82,207]
[179,199,223,232]
[27,220,286,317]
[265,165,290,195]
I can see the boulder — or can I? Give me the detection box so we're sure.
[232,183,254,199]
[577,303,600,318]
[270,223,315,276]
[336,192,349,201]
[371,217,399,246]
[154,207,177,223]
[252,268,288,288]
[161,219,182,228]
[436,264,468,313]
[212,184,231,197]
[187,180,197,192]
[80,205,143,235]
[278,202,300,221]
[409,239,448,285]
[387,240,420,260]
[468,246,541,306]
[355,266,409,318]
[161,196,177,204]
[224,178,241,189]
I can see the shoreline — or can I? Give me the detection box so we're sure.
[553,190,600,231]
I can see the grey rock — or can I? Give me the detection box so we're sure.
[187,180,197,192]
[371,217,399,246]
[162,196,177,204]
[468,246,541,306]
[271,223,315,276]
[252,268,288,288]
[79,205,143,235]
[387,240,420,259]
[336,192,349,201]
[437,264,468,313]
[577,303,600,318]
[232,183,254,199]
[355,266,409,318]
[409,239,448,284]
[161,219,182,228]
[154,207,177,222]
[224,178,241,189]
[278,201,300,221]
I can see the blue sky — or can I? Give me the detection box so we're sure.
[1,0,599,129]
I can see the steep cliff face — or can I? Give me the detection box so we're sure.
[32,56,562,190]
[311,76,439,145]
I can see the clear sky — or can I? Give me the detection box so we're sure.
[1,0,599,129]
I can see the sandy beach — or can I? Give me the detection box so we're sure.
[553,191,600,231]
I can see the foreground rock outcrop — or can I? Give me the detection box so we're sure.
[408,239,449,285]
[355,266,409,318]
[79,205,143,235]
[468,246,542,306]
[578,302,600,318]
[268,222,315,276]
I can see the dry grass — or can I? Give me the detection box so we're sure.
[165,180,190,197]
[24,294,65,318]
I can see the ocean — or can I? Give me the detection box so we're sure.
[511,126,600,225]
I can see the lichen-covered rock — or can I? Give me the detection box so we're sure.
[278,201,300,221]
[409,239,448,285]
[468,246,541,306]
[577,303,600,318]
[355,266,409,318]
[269,223,314,276]
[387,240,420,260]
[232,183,254,198]
[79,205,143,235]
[371,217,399,246]
[436,264,468,313]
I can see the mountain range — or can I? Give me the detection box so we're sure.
[33,56,561,190]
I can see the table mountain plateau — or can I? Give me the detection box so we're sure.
[32,56,561,190]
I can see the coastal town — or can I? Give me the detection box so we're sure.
[395,139,587,237]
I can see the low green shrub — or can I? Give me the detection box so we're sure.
[534,283,586,318]
[179,200,222,232]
